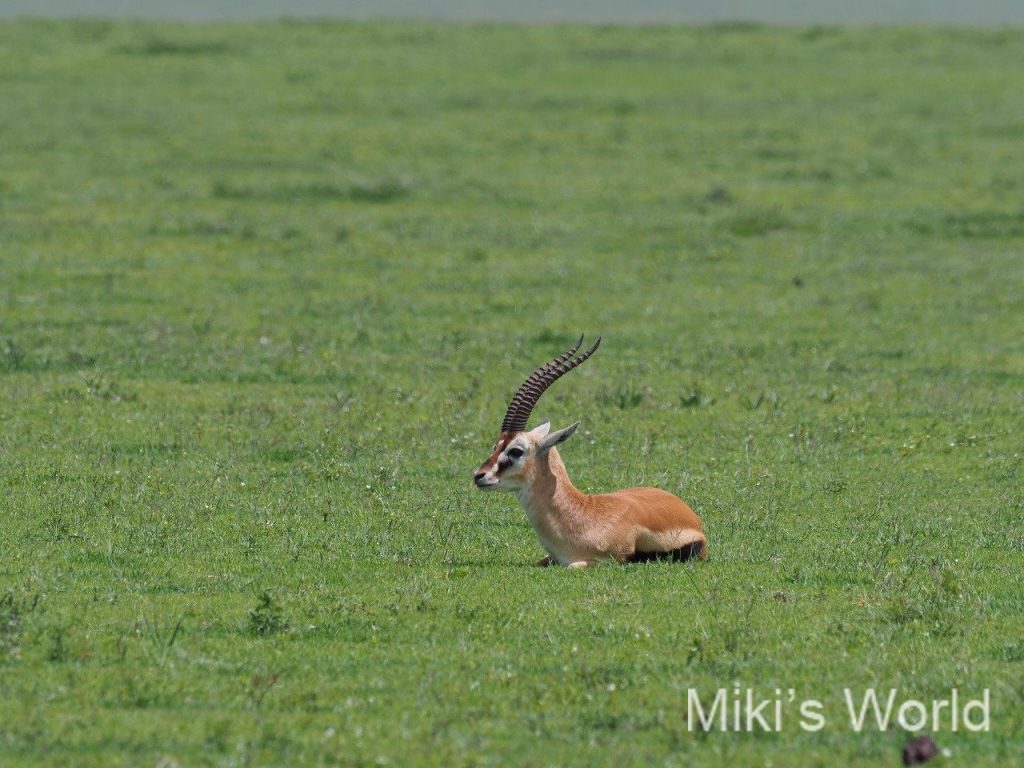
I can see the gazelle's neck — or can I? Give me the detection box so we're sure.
[517,447,588,517]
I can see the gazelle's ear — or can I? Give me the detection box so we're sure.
[530,420,551,437]
[538,422,580,453]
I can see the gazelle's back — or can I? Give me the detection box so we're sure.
[596,487,706,559]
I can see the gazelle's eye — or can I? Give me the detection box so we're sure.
[506,447,525,460]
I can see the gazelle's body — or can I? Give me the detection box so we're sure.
[474,337,707,568]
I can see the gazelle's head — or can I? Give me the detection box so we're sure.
[474,335,600,493]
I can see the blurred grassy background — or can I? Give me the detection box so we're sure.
[1,20,1023,766]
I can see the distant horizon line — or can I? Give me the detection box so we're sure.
[2,1,1023,27]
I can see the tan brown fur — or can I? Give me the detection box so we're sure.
[474,425,706,568]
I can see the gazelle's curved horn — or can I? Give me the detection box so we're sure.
[500,335,601,433]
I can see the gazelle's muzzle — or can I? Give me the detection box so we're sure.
[473,465,500,489]
[474,433,514,491]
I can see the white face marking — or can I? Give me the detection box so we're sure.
[475,435,533,492]
[501,439,529,465]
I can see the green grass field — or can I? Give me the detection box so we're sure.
[1,19,1023,766]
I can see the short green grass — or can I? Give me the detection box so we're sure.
[2,18,1023,767]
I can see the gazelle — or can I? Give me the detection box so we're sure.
[474,335,707,568]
